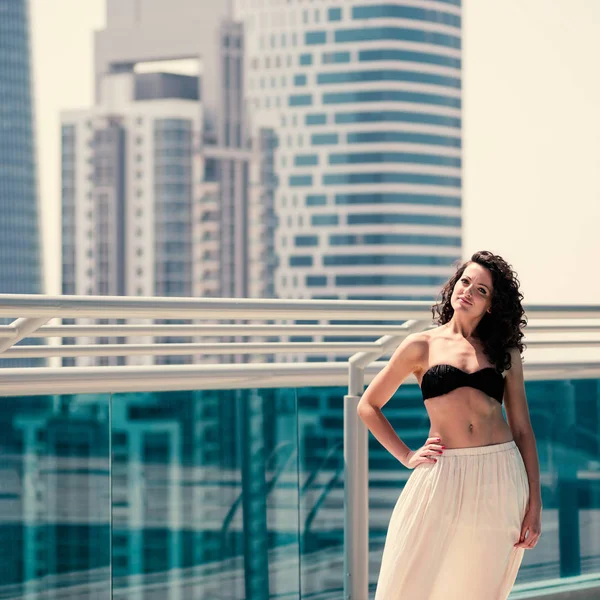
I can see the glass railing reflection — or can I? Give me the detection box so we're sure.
[0,393,110,599]
[0,379,598,598]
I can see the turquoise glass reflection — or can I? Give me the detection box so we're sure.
[0,394,110,598]
[110,388,305,600]
[0,379,598,598]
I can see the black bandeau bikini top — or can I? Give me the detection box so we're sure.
[420,364,505,404]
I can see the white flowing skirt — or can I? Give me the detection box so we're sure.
[374,440,530,600]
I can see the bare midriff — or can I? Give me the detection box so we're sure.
[423,386,514,449]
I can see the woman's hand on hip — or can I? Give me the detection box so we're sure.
[403,436,445,469]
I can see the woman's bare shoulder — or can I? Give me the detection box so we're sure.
[414,325,445,345]
[391,328,437,370]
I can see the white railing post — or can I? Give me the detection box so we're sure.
[344,328,418,600]
[344,369,368,600]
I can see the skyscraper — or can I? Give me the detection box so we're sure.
[91,0,259,300]
[235,0,462,301]
[61,0,273,366]
[0,0,42,293]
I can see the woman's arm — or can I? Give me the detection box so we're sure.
[357,332,427,467]
[504,346,542,507]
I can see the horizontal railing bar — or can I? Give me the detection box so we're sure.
[0,295,433,319]
[0,324,418,338]
[525,323,600,332]
[3,339,599,359]
[524,340,600,348]
[5,338,600,360]
[0,361,599,396]
[1,294,600,320]
[1,322,600,340]
[0,342,379,359]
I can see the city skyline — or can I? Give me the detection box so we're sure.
[30,0,600,303]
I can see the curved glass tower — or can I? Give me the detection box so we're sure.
[0,0,42,294]
[236,0,462,301]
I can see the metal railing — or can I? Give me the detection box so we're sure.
[1,293,600,600]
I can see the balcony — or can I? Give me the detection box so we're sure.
[0,294,599,599]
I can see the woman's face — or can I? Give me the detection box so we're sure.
[451,262,493,316]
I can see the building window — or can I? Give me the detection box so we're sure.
[306,275,327,287]
[306,114,327,126]
[295,235,318,247]
[328,7,342,21]
[312,214,338,226]
[289,94,312,107]
[311,133,338,145]
[305,31,326,45]
[289,256,313,267]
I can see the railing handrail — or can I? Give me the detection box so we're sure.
[2,322,600,339]
[1,360,600,397]
[0,294,599,363]
[1,293,600,319]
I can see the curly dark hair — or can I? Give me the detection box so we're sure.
[431,250,527,372]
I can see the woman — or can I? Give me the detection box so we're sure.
[357,250,542,600]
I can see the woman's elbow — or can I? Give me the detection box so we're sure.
[357,400,375,420]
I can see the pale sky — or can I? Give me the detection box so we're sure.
[31,0,600,303]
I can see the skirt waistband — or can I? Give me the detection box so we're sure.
[440,440,517,456]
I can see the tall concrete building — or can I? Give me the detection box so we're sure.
[235,0,463,301]
[61,1,276,365]
[0,0,42,296]
[61,72,202,302]
[61,0,275,303]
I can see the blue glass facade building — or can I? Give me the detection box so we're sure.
[0,0,42,295]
